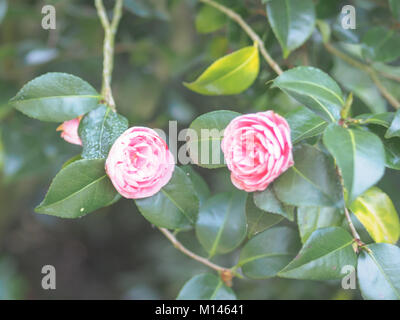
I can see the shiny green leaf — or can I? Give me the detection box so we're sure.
[279,227,357,280]
[35,159,119,218]
[254,186,294,221]
[285,106,327,144]
[297,206,343,244]
[238,226,300,279]
[272,66,344,122]
[196,190,247,257]
[135,166,199,230]
[323,124,385,205]
[274,144,343,208]
[246,194,283,238]
[79,105,129,159]
[266,0,316,58]
[350,187,400,244]
[184,46,259,95]
[186,110,240,169]
[9,73,100,122]
[355,112,394,128]
[177,273,236,300]
[358,243,400,300]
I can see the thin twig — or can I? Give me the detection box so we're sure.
[95,0,124,110]
[199,0,283,75]
[324,42,400,109]
[158,227,229,273]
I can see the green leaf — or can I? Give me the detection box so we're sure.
[9,73,100,122]
[386,109,400,139]
[279,227,357,280]
[390,0,400,20]
[358,243,400,300]
[274,144,343,208]
[180,165,211,205]
[323,124,385,205]
[62,154,82,169]
[355,112,394,128]
[195,5,226,34]
[35,159,119,218]
[350,187,400,244]
[177,273,236,300]
[186,110,240,169]
[135,166,199,230]
[266,0,316,58]
[246,194,283,238]
[79,105,129,159]
[238,226,300,279]
[272,66,344,122]
[196,190,247,257]
[332,57,386,113]
[253,186,294,221]
[362,27,400,63]
[285,106,327,144]
[297,207,343,244]
[184,46,259,95]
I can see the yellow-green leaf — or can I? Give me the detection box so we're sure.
[350,187,400,244]
[184,46,259,95]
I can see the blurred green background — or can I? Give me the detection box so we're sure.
[0,0,398,299]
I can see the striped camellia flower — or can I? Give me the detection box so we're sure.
[221,110,293,192]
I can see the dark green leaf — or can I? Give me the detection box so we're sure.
[135,166,199,230]
[180,165,211,205]
[297,206,343,243]
[358,243,400,300]
[355,112,394,128]
[362,27,400,63]
[9,73,100,122]
[272,67,344,122]
[323,124,385,204]
[238,226,300,279]
[386,109,400,139]
[274,144,343,208]
[35,159,119,218]
[266,0,316,58]
[246,194,283,238]
[254,186,294,221]
[184,46,259,95]
[196,190,247,257]
[177,273,236,300]
[79,105,129,159]
[186,110,240,169]
[279,227,357,280]
[285,106,327,144]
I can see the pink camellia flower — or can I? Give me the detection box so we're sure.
[105,127,175,199]
[221,111,293,192]
[57,117,82,146]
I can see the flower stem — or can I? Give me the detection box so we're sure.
[95,0,124,111]
[199,0,283,75]
[158,227,242,284]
